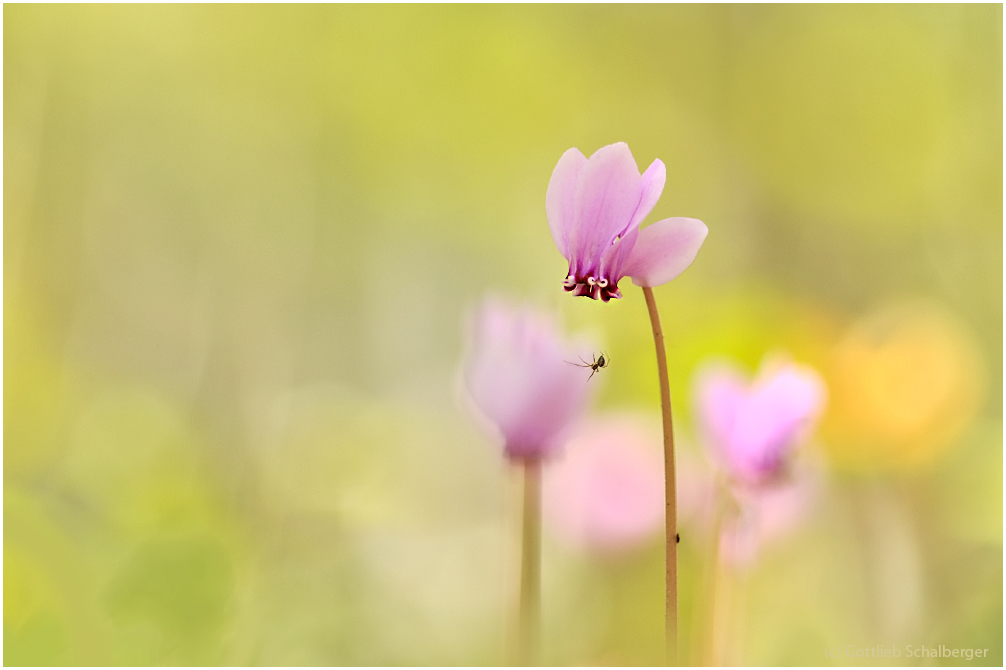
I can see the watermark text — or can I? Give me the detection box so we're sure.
[825,644,989,661]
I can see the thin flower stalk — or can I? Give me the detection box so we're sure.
[643,286,679,665]
[518,457,542,666]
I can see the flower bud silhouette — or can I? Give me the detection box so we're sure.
[463,298,593,460]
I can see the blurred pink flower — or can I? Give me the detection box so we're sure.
[718,471,819,567]
[543,416,664,553]
[546,142,708,301]
[695,358,827,487]
[462,298,593,460]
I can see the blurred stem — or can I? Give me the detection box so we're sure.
[688,480,719,666]
[703,490,727,666]
[642,286,678,666]
[518,456,542,666]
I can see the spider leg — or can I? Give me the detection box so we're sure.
[566,360,589,368]
[578,355,591,366]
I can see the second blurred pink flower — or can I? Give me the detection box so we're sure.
[691,356,828,567]
[543,416,665,553]
[695,358,827,488]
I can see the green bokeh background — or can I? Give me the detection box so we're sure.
[4,5,1001,666]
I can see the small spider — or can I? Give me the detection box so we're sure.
[567,352,609,380]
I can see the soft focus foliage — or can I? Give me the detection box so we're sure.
[4,5,1001,666]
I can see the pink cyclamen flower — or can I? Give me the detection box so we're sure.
[695,358,827,487]
[546,142,708,301]
[543,416,665,553]
[463,299,593,460]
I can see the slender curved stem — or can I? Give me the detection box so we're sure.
[642,286,678,666]
[518,457,542,666]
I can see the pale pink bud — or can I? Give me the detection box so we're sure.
[462,298,594,460]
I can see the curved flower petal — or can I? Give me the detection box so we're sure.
[624,217,708,287]
[570,143,642,274]
[546,148,587,258]
[625,159,666,234]
[598,226,639,290]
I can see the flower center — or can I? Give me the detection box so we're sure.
[562,273,622,302]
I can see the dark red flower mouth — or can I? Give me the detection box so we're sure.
[562,274,623,302]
